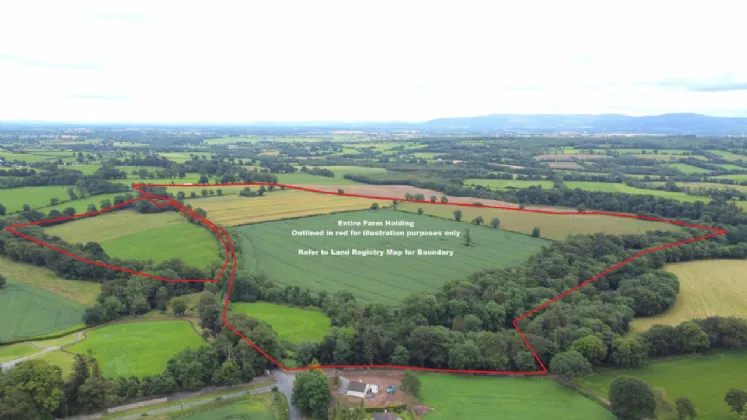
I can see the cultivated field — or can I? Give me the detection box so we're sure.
[465,178,555,189]
[629,260,747,332]
[45,210,219,267]
[234,210,549,303]
[418,374,614,420]
[578,351,747,420]
[230,302,331,343]
[397,202,681,241]
[185,189,373,226]
[0,279,85,342]
[0,256,100,305]
[663,163,711,174]
[66,320,205,378]
[1,185,72,213]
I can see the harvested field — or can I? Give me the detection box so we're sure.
[629,260,747,332]
[547,161,584,169]
[185,190,373,226]
[534,154,611,161]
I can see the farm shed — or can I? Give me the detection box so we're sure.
[339,377,379,398]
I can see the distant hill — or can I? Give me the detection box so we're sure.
[420,113,747,135]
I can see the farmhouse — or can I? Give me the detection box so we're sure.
[339,377,379,399]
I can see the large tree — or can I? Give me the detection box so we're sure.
[725,388,747,415]
[292,369,332,419]
[609,376,656,420]
[0,360,65,419]
[549,350,592,379]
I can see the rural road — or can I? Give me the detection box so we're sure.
[111,385,276,420]
[273,369,302,420]
[0,332,83,369]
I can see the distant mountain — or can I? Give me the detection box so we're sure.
[420,113,747,135]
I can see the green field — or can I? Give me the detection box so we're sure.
[66,321,205,378]
[564,181,710,202]
[614,148,691,155]
[398,203,681,241]
[111,173,205,185]
[419,374,613,420]
[0,186,72,213]
[0,150,60,163]
[630,260,747,332]
[578,352,747,420]
[159,152,215,163]
[0,279,85,342]
[231,302,331,343]
[712,174,747,181]
[0,256,100,305]
[632,154,709,161]
[710,150,747,162]
[713,163,746,171]
[663,163,711,174]
[234,210,549,303]
[29,192,128,217]
[465,178,555,189]
[45,210,219,267]
[29,350,76,377]
[174,395,274,420]
[0,343,40,362]
[276,172,362,185]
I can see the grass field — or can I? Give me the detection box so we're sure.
[45,210,218,267]
[234,210,549,303]
[159,152,214,163]
[663,163,711,174]
[710,150,747,162]
[713,163,746,170]
[629,260,747,332]
[0,256,100,305]
[631,154,709,161]
[418,374,613,420]
[0,185,72,213]
[231,302,331,343]
[563,182,710,202]
[397,203,680,241]
[0,279,85,342]
[0,343,40,362]
[614,149,691,155]
[465,178,555,189]
[712,174,747,181]
[29,192,127,218]
[29,350,76,376]
[111,173,205,185]
[66,320,205,378]
[186,189,373,226]
[276,172,362,185]
[578,351,747,420]
[0,150,59,163]
[173,394,274,420]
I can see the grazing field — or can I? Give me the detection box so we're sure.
[0,279,85,342]
[186,189,372,226]
[276,172,362,185]
[710,150,747,161]
[111,173,205,185]
[712,174,747,181]
[32,192,128,217]
[231,302,331,343]
[563,181,710,202]
[398,202,681,241]
[614,148,691,155]
[45,210,218,267]
[0,185,72,212]
[547,161,585,169]
[629,260,747,332]
[631,154,709,161]
[317,165,387,176]
[663,163,711,174]
[234,210,549,303]
[66,320,205,378]
[578,351,747,420]
[0,151,57,163]
[169,395,274,420]
[465,178,555,189]
[418,374,613,420]
[713,163,746,170]
[535,154,611,161]
[0,256,100,305]
[0,343,40,362]
[159,152,214,163]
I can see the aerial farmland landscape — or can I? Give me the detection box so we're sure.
[2,2,747,420]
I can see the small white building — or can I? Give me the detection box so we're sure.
[342,379,379,399]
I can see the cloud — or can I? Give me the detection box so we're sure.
[0,54,101,71]
[65,94,134,101]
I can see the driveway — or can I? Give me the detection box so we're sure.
[272,369,302,420]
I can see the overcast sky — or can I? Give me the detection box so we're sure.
[1,0,745,122]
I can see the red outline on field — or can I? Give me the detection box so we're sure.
[5,182,726,375]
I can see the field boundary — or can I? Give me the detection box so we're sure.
[5,182,727,376]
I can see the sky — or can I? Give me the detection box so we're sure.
[1,0,746,122]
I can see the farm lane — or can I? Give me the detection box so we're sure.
[273,369,302,420]
[0,331,83,369]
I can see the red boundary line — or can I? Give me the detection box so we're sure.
[5,182,726,375]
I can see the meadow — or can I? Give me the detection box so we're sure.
[713,163,746,171]
[418,374,613,420]
[563,181,710,203]
[230,302,331,343]
[710,150,747,162]
[45,210,218,267]
[0,185,73,213]
[614,148,691,155]
[712,174,747,181]
[0,279,85,342]
[397,202,681,241]
[168,395,274,420]
[158,152,215,163]
[631,154,709,161]
[31,192,127,217]
[663,163,711,174]
[578,351,747,420]
[0,343,40,362]
[276,172,362,185]
[66,320,205,378]
[111,173,205,185]
[0,256,100,305]
[185,189,372,226]
[629,260,747,332]
[0,150,62,163]
[464,178,555,189]
[234,210,549,303]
